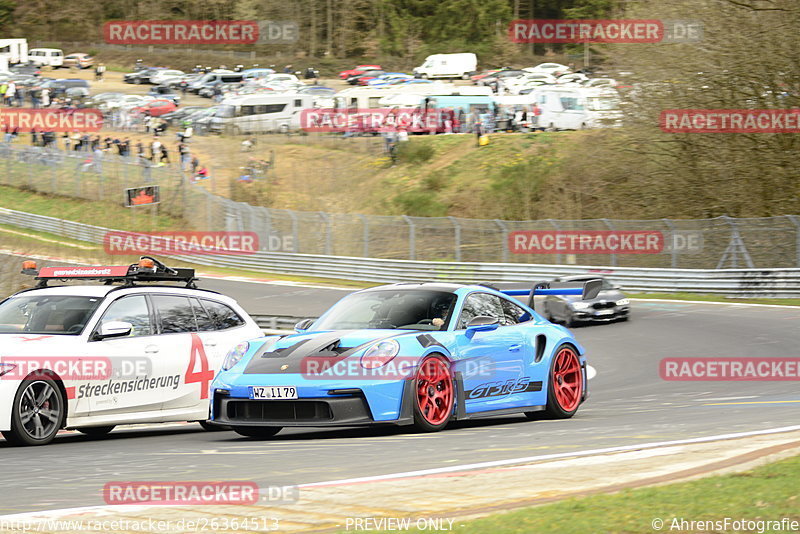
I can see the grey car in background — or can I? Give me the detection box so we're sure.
[542,275,630,326]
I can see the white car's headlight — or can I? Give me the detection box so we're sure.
[221,342,249,371]
[571,302,591,310]
[361,339,400,369]
[617,298,630,306]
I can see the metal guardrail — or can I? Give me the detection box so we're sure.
[250,315,306,331]
[1,144,799,269]
[1,207,799,297]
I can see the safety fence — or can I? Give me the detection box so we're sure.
[1,207,799,297]
[0,144,799,270]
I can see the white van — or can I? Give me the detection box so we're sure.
[211,93,314,134]
[0,39,27,65]
[28,48,64,67]
[413,53,477,80]
[533,87,622,130]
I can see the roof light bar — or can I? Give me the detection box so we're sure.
[21,257,197,288]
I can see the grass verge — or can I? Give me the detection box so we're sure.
[370,453,800,533]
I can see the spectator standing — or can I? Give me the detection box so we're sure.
[95,63,106,82]
[30,86,40,108]
[178,142,191,171]
[530,102,542,130]
[5,82,16,107]
[15,85,24,107]
[41,87,50,108]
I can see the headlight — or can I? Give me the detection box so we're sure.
[0,362,17,377]
[221,342,249,371]
[361,339,400,369]
[617,298,630,306]
[571,302,591,310]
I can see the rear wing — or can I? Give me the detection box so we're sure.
[502,279,603,308]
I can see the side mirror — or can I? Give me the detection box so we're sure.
[294,318,315,332]
[465,316,500,340]
[94,321,132,340]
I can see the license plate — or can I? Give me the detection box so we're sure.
[249,386,298,400]
[596,309,614,316]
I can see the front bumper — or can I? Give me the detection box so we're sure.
[211,389,378,427]
[572,306,629,322]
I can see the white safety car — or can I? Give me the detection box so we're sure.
[0,257,263,446]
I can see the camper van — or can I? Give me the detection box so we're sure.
[0,39,27,65]
[210,93,314,134]
[28,48,64,67]
[533,87,622,130]
[336,83,474,110]
[413,53,477,80]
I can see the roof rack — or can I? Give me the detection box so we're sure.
[21,256,198,289]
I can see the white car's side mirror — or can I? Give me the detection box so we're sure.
[95,321,133,340]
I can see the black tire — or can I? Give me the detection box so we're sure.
[461,73,471,80]
[540,344,584,419]
[135,78,142,85]
[199,421,230,431]
[233,426,282,438]
[77,425,115,436]
[1,375,65,446]
[411,355,455,432]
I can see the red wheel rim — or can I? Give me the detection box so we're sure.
[415,356,454,426]
[551,347,583,412]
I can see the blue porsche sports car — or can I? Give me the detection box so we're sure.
[209,280,600,438]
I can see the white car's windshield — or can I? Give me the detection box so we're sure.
[0,295,102,335]
[312,290,457,331]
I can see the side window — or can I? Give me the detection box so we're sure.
[457,293,504,330]
[100,295,153,337]
[152,295,197,334]
[294,99,302,108]
[191,298,216,331]
[500,298,531,326]
[201,299,245,330]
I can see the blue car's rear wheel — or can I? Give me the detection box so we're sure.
[542,345,584,419]
[412,355,454,432]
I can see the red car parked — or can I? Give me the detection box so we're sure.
[338,64,382,79]
[132,99,178,117]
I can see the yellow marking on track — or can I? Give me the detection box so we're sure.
[704,400,800,406]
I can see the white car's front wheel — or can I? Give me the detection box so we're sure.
[2,375,65,446]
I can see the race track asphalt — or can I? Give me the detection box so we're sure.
[1,275,799,514]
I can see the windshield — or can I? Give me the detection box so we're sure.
[313,290,457,331]
[586,96,620,111]
[0,295,103,335]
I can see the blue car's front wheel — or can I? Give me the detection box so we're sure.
[412,355,455,432]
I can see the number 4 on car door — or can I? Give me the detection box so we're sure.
[185,334,214,399]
